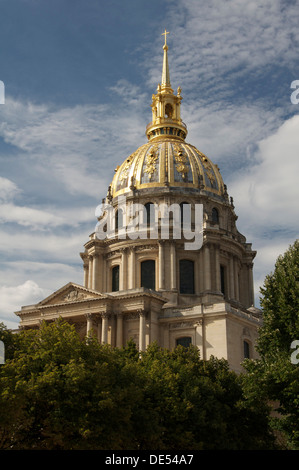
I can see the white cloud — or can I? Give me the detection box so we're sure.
[0,262,84,328]
[229,115,299,233]
[0,175,96,230]
[0,177,21,202]
[0,280,48,329]
[0,261,82,290]
[0,203,65,229]
[227,115,299,305]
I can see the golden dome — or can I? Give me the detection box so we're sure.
[110,32,225,200]
[111,139,225,198]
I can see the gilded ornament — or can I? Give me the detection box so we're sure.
[144,144,159,179]
[119,152,136,182]
[201,155,215,185]
[173,143,189,179]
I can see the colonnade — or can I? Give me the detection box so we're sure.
[85,310,147,351]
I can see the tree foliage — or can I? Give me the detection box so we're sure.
[258,239,299,359]
[0,319,275,450]
[242,240,299,449]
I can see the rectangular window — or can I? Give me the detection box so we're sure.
[176,337,192,348]
[112,265,119,292]
[220,265,226,297]
[141,260,155,290]
[179,259,195,294]
[244,340,250,359]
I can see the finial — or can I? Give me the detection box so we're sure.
[162,29,169,49]
[161,29,171,87]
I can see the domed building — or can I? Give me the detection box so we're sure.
[16,34,261,372]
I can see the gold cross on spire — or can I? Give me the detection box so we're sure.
[162,29,169,45]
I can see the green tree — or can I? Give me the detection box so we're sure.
[0,322,16,361]
[0,319,276,450]
[258,239,299,358]
[137,343,275,450]
[243,240,299,449]
[0,320,143,449]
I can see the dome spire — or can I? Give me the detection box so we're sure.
[145,31,187,142]
[161,29,171,89]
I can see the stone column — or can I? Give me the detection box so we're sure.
[139,311,146,352]
[101,314,109,344]
[116,313,124,348]
[248,263,254,306]
[92,254,98,291]
[195,320,203,355]
[234,258,239,301]
[170,242,176,290]
[201,314,207,360]
[83,262,89,288]
[102,255,107,293]
[199,247,204,293]
[158,241,165,290]
[86,313,93,337]
[204,244,211,291]
[98,253,104,292]
[229,255,235,299]
[88,256,93,289]
[215,244,221,292]
[128,248,135,289]
[120,248,127,291]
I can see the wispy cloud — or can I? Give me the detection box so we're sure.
[150,0,299,95]
[0,96,145,201]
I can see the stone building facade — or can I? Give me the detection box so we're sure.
[15,34,261,373]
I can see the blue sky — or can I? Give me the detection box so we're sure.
[1,0,299,328]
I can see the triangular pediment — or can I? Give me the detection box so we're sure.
[38,282,105,307]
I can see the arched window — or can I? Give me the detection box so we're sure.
[144,202,155,227]
[176,337,192,348]
[141,260,155,290]
[211,207,219,224]
[243,340,250,359]
[165,103,173,118]
[115,209,123,232]
[179,259,195,294]
[112,265,120,292]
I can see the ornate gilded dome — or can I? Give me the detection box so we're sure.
[110,31,225,201]
[111,140,225,199]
